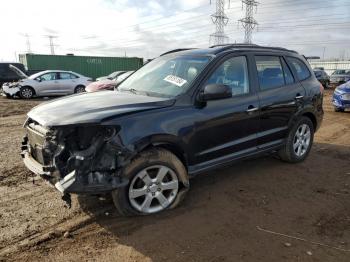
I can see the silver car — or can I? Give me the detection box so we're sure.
[2,69,93,99]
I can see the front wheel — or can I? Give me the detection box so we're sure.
[334,107,344,112]
[278,117,314,163]
[20,86,34,99]
[112,149,189,216]
[74,85,85,93]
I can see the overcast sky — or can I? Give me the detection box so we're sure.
[1,0,349,61]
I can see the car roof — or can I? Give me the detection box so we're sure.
[161,44,298,57]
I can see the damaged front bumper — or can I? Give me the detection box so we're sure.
[21,120,129,196]
[2,84,20,97]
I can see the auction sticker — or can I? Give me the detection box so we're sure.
[164,75,187,87]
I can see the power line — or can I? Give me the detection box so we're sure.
[210,0,230,45]
[238,0,259,43]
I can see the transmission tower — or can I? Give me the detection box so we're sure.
[238,0,259,44]
[45,35,58,55]
[25,34,31,53]
[209,0,230,45]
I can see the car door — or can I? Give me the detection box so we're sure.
[192,55,260,169]
[35,72,60,95]
[57,72,76,94]
[254,55,306,148]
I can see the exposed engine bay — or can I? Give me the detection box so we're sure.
[21,118,130,206]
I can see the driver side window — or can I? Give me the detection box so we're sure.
[206,56,249,96]
[39,73,57,81]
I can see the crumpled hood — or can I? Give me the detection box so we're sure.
[336,81,350,93]
[28,91,174,127]
[86,79,117,92]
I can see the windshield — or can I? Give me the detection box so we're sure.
[118,55,211,98]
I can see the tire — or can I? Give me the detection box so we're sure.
[19,86,34,99]
[74,85,85,93]
[334,107,344,112]
[278,117,314,163]
[112,148,189,216]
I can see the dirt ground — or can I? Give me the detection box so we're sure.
[0,90,349,262]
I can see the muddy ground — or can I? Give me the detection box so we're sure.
[0,90,349,262]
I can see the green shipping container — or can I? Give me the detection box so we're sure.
[19,54,143,79]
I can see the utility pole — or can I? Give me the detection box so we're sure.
[238,0,259,44]
[45,35,58,55]
[209,0,230,46]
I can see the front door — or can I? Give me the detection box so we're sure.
[192,55,260,171]
[36,72,60,95]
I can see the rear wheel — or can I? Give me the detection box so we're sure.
[112,149,189,216]
[278,117,314,163]
[74,85,85,93]
[20,86,34,99]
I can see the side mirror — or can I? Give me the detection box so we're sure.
[198,84,232,101]
[36,78,42,82]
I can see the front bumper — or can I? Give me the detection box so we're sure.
[2,85,20,96]
[332,93,350,109]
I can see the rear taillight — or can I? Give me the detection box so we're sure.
[320,83,324,94]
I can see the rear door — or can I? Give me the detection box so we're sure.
[254,54,306,148]
[57,72,77,94]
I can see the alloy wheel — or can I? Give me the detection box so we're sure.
[75,86,85,93]
[293,124,311,157]
[21,88,33,98]
[128,165,179,214]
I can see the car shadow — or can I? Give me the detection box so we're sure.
[76,142,350,261]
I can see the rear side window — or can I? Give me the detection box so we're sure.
[286,57,311,80]
[281,58,294,85]
[255,56,284,90]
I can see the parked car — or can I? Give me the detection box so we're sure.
[329,69,350,88]
[96,71,126,81]
[2,70,93,98]
[332,81,350,112]
[0,63,27,90]
[313,69,330,88]
[21,44,323,215]
[86,71,134,93]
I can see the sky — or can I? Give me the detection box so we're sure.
[0,0,349,61]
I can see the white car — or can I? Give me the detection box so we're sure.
[2,69,93,99]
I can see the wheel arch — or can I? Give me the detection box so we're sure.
[131,134,189,171]
[21,85,36,95]
[301,112,317,131]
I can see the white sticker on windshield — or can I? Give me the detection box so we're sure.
[164,75,187,87]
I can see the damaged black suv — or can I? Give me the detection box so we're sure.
[21,44,323,215]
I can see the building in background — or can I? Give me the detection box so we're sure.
[19,54,143,79]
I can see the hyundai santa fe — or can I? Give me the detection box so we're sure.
[21,44,324,215]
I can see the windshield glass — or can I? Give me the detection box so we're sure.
[118,55,211,98]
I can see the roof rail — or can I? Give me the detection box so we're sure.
[210,43,297,54]
[160,48,196,56]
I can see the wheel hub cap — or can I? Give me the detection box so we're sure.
[293,124,311,157]
[128,165,179,214]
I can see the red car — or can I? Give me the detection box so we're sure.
[86,71,134,92]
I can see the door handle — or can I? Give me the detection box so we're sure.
[295,95,304,99]
[246,106,259,113]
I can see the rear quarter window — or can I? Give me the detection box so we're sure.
[286,57,311,81]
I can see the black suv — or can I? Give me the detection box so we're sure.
[21,44,324,215]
